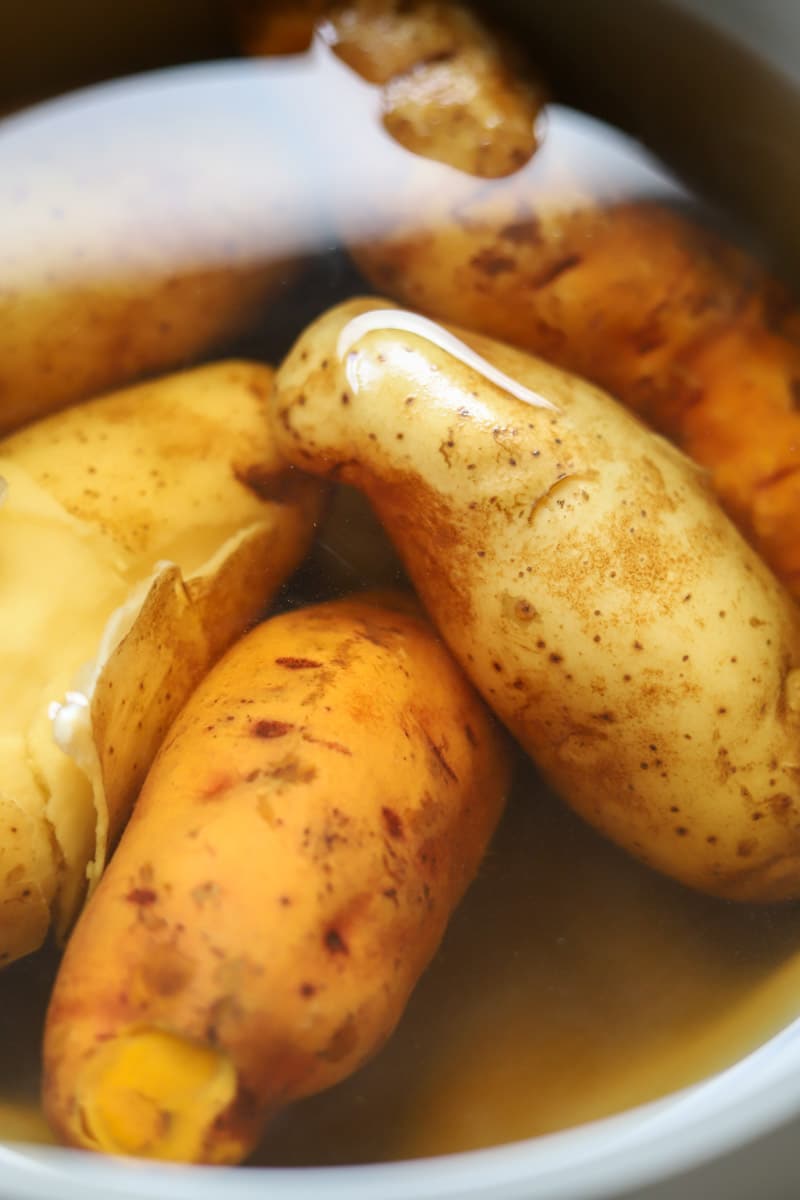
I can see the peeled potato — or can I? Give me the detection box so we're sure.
[268,297,800,902]
[0,361,324,967]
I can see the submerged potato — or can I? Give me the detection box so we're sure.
[0,361,324,966]
[42,593,510,1164]
[0,67,317,433]
[269,298,800,902]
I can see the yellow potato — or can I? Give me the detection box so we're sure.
[42,593,510,1164]
[269,297,800,901]
[0,67,316,434]
[0,361,324,967]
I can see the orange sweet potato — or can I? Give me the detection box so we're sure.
[42,592,510,1164]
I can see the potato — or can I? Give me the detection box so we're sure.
[241,0,545,178]
[0,361,324,967]
[0,64,318,433]
[268,297,800,902]
[42,592,510,1164]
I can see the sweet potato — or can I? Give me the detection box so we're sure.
[42,593,510,1163]
[267,297,800,902]
[0,361,323,967]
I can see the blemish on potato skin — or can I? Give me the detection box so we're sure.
[469,248,516,277]
[275,656,322,669]
[125,887,157,906]
[769,793,794,819]
[324,927,348,955]
[301,732,352,756]
[382,807,404,839]
[423,733,458,782]
[252,719,295,739]
[140,953,194,998]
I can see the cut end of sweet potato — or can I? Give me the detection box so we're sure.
[74,1029,240,1163]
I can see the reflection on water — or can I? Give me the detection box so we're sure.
[1,20,799,1165]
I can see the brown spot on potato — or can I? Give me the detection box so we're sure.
[769,793,794,819]
[253,719,295,739]
[382,807,404,839]
[299,982,317,998]
[737,838,758,858]
[302,732,352,755]
[318,1016,358,1063]
[140,952,193,997]
[324,927,348,955]
[125,887,157,906]
[469,248,516,277]
[275,657,322,669]
[424,733,458,782]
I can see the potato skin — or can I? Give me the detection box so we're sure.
[269,297,800,902]
[0,361,324,966]
[42,593,510,1163]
